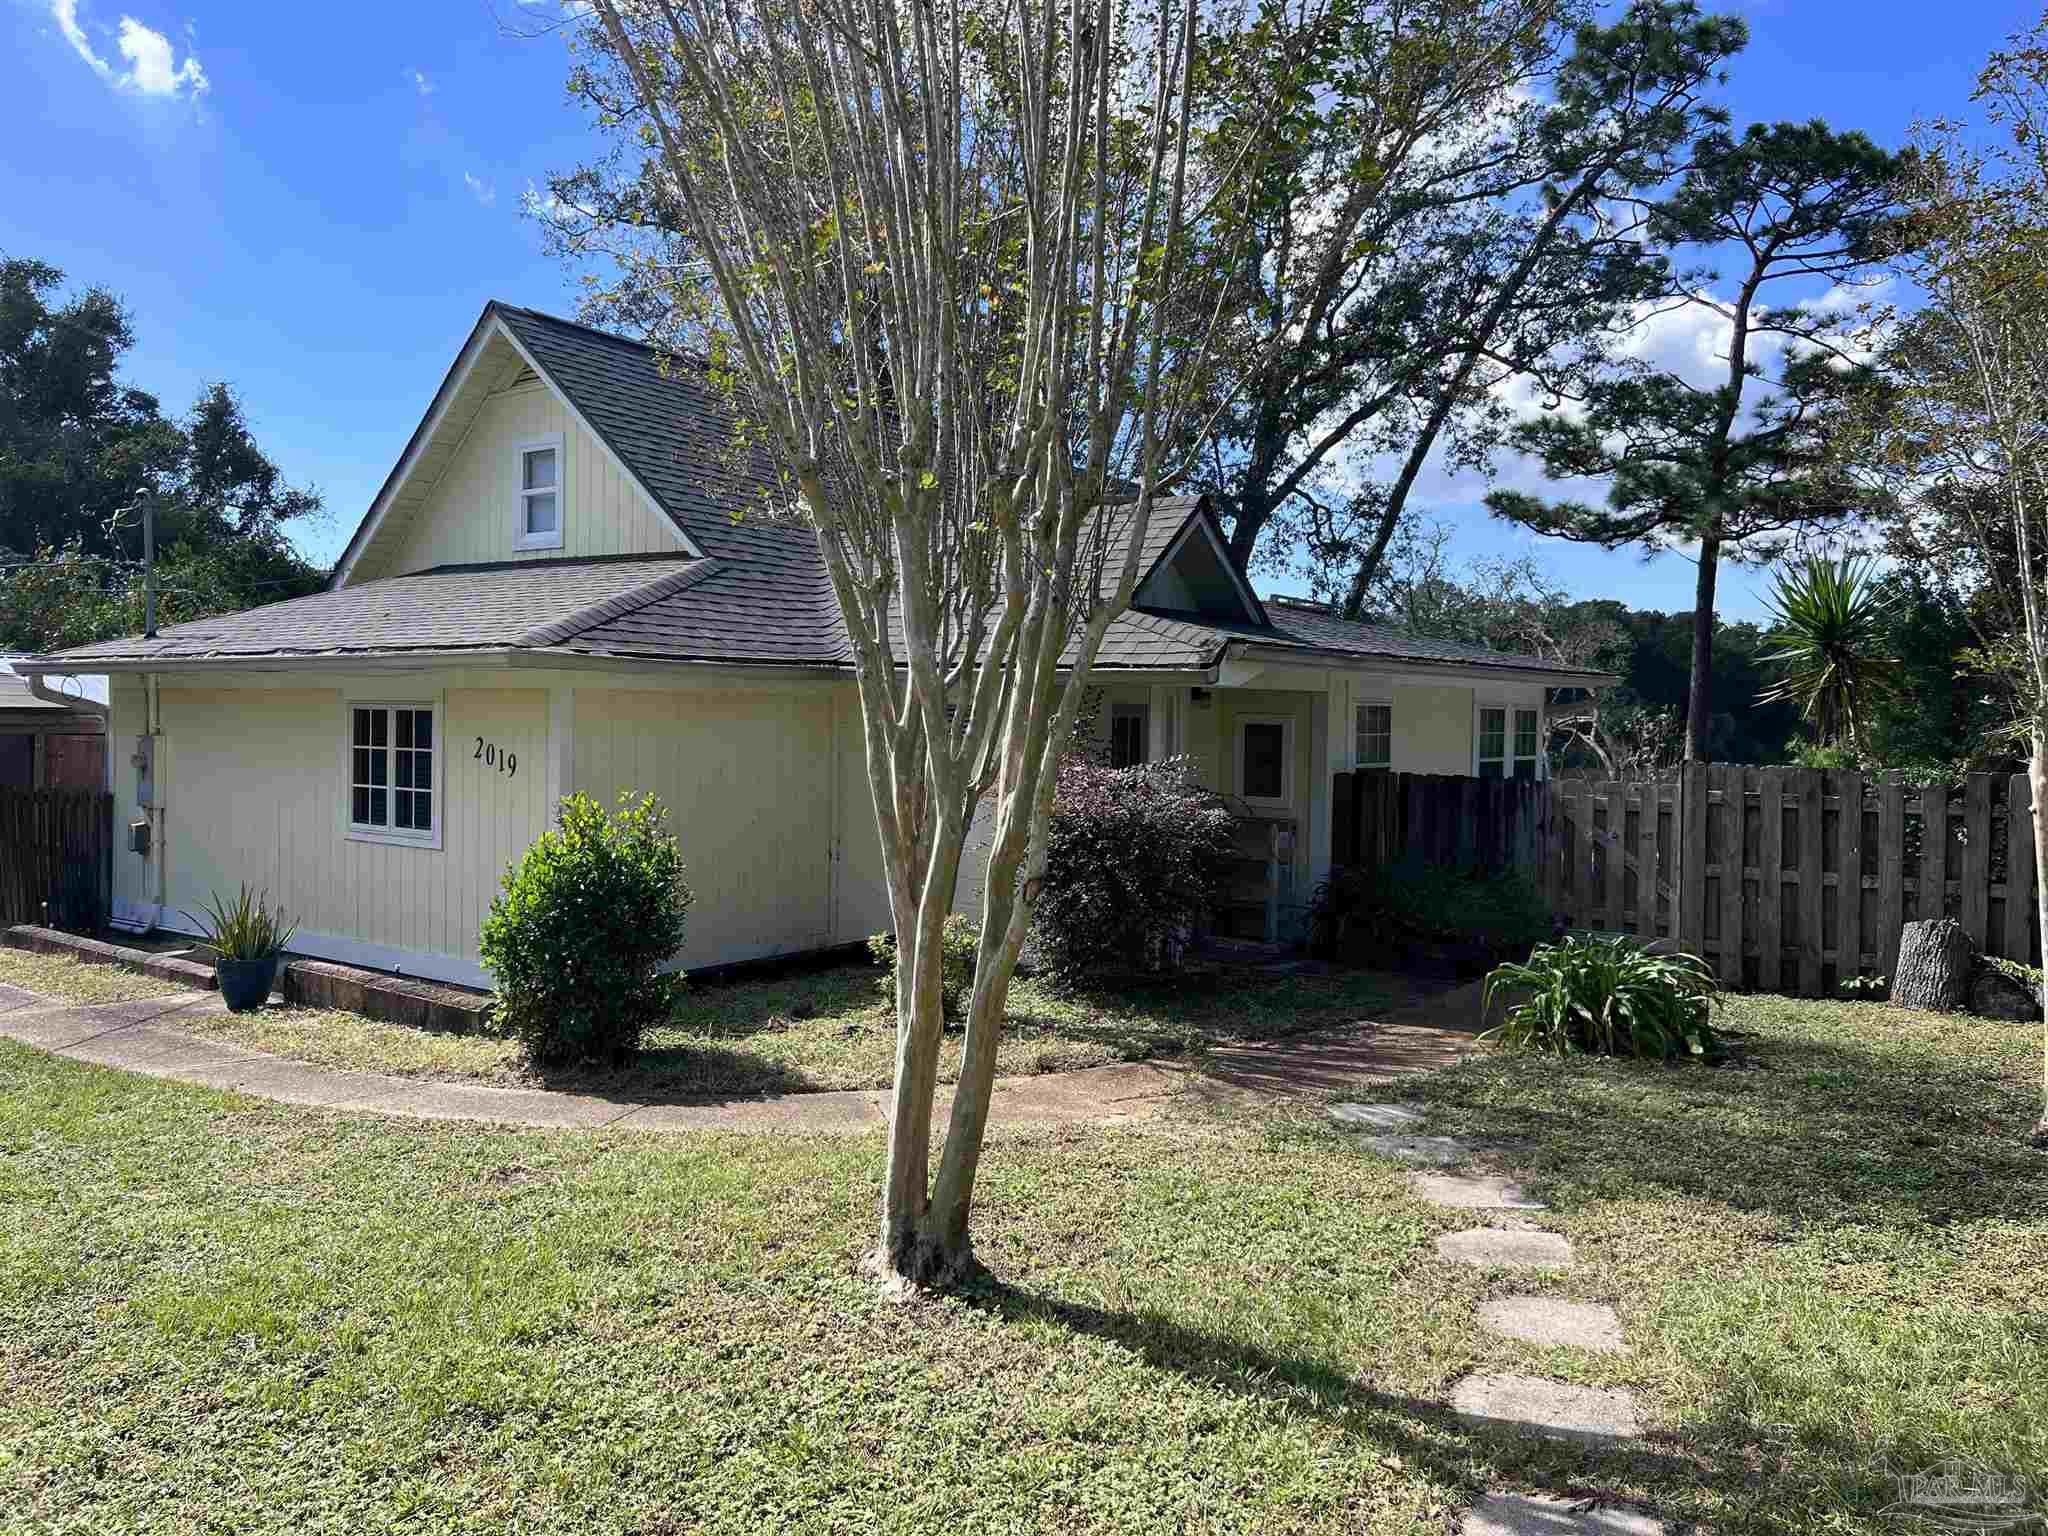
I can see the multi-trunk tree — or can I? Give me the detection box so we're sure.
[579,0,1255,1286]
[1485,120,1908,761]
[1874,9,2048,1139]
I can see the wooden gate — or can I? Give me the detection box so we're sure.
[0,788,113,929]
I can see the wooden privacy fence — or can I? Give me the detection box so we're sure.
[1548,766,2041,996]
[1331,771,1550,879]
[0,789,113,930]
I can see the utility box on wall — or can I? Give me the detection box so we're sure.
[131,734,155,809]
[127,818,152,856]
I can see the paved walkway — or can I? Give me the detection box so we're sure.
[0,977,1483,1134]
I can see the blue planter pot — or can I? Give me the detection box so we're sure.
[215,957,280,1012]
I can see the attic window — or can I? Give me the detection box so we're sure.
[515,434,564,551]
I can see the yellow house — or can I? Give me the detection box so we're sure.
[24,304,1608,987]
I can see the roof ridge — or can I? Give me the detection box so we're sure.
[492,302,714,369]
[518,558,725,649]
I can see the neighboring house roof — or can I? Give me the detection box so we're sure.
[28,303,1612,686]
[0,659,106,727]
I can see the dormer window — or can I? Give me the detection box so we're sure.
[515,434,564,551]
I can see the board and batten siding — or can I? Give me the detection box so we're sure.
[374,380,684,576]
[110,676,550,984]
[572,684,843,968]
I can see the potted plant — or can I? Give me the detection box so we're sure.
[188,885,298,1012]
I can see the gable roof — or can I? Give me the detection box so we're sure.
[33,304,1610,686]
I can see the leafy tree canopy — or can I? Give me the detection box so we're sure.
[0,258,326,651]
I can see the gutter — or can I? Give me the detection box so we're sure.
[23,673,107,720]
[1220,638,1615,692]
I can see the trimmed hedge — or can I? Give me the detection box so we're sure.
[479,792,692,1068]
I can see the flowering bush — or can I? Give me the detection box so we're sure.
[479,792,692,1068]
[1032,756,1237,983]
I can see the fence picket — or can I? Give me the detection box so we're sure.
[1878,779,1905,978]
[1962,775,1992,948]
[1757,768,1783,991]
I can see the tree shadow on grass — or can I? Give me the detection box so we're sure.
[525,1042,824,1104]
[1408,1021,2048,1227]
[962,1274,2026,1533]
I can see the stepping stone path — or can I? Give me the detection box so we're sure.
[1436,1228,1574,1269]
[1408,1171,1547,1210]
[1327,1101,1426,1130]
[1374,1133,1659,1531]
[1460,1492,1666,1536]
[1451,1372,1642,1444]
[1327,1102,1474,1166]
[1478,1297,1626,1354]
[1362,1133,1471,1166]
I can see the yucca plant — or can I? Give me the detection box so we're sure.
[1757,555,1898,751]
[1483,934,1723,1061]
[186,884,298,962]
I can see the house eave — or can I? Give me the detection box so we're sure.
[1220,639,1614,691]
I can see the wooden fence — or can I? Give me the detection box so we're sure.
[1330,771,1550,879]
[1547,766,2040,995]
[0,789,112,930]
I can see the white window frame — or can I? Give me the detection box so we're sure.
[344,699,444,850]
[514,433,565,552]
[1235,714,1295,811]
[1354,699,1393,773]
[1474,700,1544,783]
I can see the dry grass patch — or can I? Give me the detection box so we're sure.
[0,946,186,1006]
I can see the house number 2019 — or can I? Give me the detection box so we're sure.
[474,738,517,776]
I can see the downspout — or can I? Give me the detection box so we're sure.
[146,672,165,931]
[107,673,166,934]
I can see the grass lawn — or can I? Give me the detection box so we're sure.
[0,987,2043,1533]
[0,947,187,1006]
[0,945,1409,1097]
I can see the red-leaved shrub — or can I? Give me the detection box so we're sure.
[1032,757,1237,983]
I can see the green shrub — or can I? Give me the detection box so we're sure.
[870,914,980,1018]
[1310,859,1552,958]
[1032,757,1238,984]
[479,792,692,1068]
[1483,934,1723,1061]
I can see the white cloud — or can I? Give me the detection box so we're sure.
[409,68,433,97]
[464,171,496,207]
[521,180,580,227]
[51,1,208,98]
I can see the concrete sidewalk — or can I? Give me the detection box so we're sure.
[0,977,1482,1133]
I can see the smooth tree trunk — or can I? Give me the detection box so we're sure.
[2031,735,2048,1141]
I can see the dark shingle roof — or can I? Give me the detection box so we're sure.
[35,305,1606,682]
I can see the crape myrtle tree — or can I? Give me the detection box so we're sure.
[1486,120,1909,761]
[1874,10,2048,1138]
[1187,0,1749,613]
[578,0,1256,1285]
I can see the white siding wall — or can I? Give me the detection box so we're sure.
[572,683,845,968]
[373,381,683,576]
[111,673,550,985]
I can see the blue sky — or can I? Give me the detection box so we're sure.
[0,0,2021,619]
